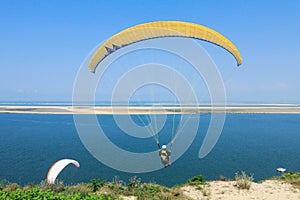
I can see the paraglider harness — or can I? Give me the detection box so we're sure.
[158,142,172,167]
[157,142,172,159]
[160,149,168,156]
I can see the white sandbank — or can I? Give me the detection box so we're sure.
[181,180,300,200]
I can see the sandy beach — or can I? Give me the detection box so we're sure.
[121,179,300,200]
[181,180,300,200]
[1,105,300,114]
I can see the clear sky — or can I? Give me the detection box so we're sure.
[0,0,299,103]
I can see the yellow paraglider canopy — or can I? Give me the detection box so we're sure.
[89,21,242,73]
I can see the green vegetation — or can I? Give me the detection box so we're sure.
[202,189,210,197]
[270,171,300,188]
[233,171,254,190]
[1,171,299,199]
[88,178,107,192]
[0,177,188,200]
[187,174,206,186]
[127,176,141,190]
[0,186,117,200]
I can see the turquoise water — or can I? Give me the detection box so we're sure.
[0,113,299,186]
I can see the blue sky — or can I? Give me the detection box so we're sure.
[0,0,299,103]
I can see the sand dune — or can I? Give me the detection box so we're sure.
[181,180,300,200]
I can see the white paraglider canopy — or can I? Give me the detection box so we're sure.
[47,159,80,184]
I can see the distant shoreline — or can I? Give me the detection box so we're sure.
[1,105,300,114]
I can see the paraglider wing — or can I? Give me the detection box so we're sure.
[47,159,80,184]
[89,21,242,73]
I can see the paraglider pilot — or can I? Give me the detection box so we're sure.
[159,145,171,168]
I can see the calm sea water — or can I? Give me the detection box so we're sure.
[0,113,299,187]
